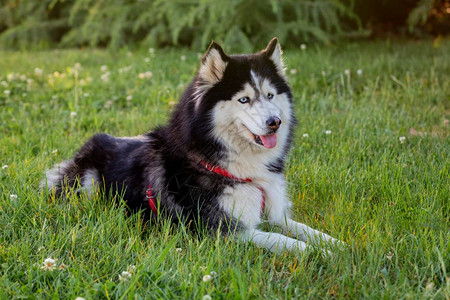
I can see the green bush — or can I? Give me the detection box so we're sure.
[1,0,446,50]
[407,0,450,36]
[0,0,70,49]
[0,0,360,50]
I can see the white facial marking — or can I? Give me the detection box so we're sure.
[250,70,261,90]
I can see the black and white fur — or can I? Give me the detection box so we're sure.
[41,38,340,253]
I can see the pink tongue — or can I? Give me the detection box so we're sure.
[259,134,277,148]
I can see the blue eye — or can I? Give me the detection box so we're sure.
[238,97,250,104]
[267,93,274,99]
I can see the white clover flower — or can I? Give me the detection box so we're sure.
[100,65,108,72]
[74,62,82,71]
[104,100,113,109]
[2,165,8,169]
[83,93,89,97]
[144,71,153,78]
[344,69,350,76]
[70,111,77,117]
[126,95,133,101]
[7,74,14,81]
[20,74,27,81]
[144,57,150,63]
[79,79,86,86]
[385,252,394,260]
[300,44,307,50]
[101,72,110,82]
[302,133,309,138]
[210,271,217,277]
[321,70,326,76]
[118,66,132,74]
[138,71,153,79]
[41,258,57,271]
[4,90,11,96]
[1,81,8,87]
[202,274,213,282]
[34,68,43,76]
[75,297,86,300]
[289,69,297,75]
[176,247,182,253]
[357,69,363,76]
[180,55,186,61]
[119,271,132,282]
[399,136,406,143]
[325,130,331,135]
[202,295,212,300]
[199,266,207,271]
[149,48,155,54]
[127,265,136,274]
[425,282,434,291]
[10,194,18,200]
[53,71,60,78]
[52,149,58,155]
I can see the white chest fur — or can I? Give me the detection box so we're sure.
[218,173,289,229]
[219,183,265,229]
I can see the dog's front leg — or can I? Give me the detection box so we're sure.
[280,218,341,247]
[240,229,312,253]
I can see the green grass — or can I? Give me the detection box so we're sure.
[1,40,449,299]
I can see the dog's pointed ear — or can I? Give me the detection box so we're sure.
[263,37,285,77]
[199,41,229,85]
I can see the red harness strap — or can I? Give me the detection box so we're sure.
[146,188,158,216]
[146,161,266,217]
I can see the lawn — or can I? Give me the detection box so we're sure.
[0,40,449,299]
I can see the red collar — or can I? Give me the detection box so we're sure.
[199,161,252,183]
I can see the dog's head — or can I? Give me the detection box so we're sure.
[191,38,294,156]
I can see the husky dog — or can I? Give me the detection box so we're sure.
[42,38,340,253]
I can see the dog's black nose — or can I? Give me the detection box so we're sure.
[266,116,281,131]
